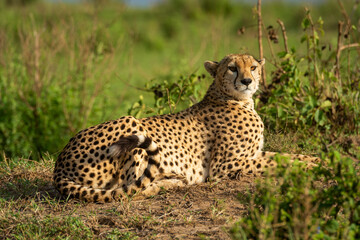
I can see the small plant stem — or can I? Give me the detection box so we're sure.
[337,0,352,85]
[337,0,360,56]
[335,21,344,80]
[262,22,277,66]
[340,43,360,51]
[257,0,266,89]
[337,0,351,32]
[166,88,173,113]
[306,9,320,86]
[347,37,351,84]
[175,84,185,107]
[277,19,289,54]
[33,30,41,98]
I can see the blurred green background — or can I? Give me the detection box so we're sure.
[0,0,359,159]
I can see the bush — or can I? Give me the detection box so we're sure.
[0,13,115,160]
[0,61,69,159]
[230,152,360,239]
[257,9,360,135]
[128,73,205,117]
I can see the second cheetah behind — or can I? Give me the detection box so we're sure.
[53,53,320,202]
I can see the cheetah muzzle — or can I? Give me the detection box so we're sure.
[53,53,320,202]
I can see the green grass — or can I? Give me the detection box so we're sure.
[0,0,359,239]
[1,0,358,160]
[9,216,93,240]
[230,152,360,239]
[1,0,358,159]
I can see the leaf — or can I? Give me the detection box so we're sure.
[300,35,308,43]
[314,109,326,126]
[302,18,310,30]
[313,31,319,40]
[309,96,318,108]
[324,219,339,234]
[277,51,287,58]
[277,106,285,118]
[317,17,324,25]
[319,100,332,109]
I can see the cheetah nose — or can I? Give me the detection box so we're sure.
[241,78,252,86]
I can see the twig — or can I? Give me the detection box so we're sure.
[33,29,42,98]
[262,22,277,66]
[347,37,351,84]
[166,88,173,113]
[337,0,351,34]
[305,8,320,85]
[2,152,11,173]
[257,0,266,89]
[340,43,360,51]
[336,0,353,83]
[277,19,289,53]
[337,0,360,56]
[175,84,185,107]
[335,21,344,80]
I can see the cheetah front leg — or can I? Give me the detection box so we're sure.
[208,145,320,181]
[208,140,266,181]
[255,151,321,170]
[227,151,321,178]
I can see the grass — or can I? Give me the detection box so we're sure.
[8,216,94,239]
[0,0,360,239]
[2,0,358,159]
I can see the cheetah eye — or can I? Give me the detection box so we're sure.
[250,66,257,71]
[228,66,237,72]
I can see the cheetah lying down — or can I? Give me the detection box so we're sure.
[53,54,319,202]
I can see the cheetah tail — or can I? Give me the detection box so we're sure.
[54,176,126,202]
[109,135,158,157]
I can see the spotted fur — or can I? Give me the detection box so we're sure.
[53,54,319,202]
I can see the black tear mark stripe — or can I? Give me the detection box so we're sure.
[234,76,240,90]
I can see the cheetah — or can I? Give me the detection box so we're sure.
[53,53,319,202]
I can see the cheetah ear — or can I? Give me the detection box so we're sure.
[258,58,265,66]
[204,61,219,78]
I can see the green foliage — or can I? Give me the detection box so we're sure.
[230,152,360,239]
[0,58,67,159]
[0,51,110,160]
[128,73,205,117]
[0,0,358,161]
[0,12,115,159]
[258,10,360,135]
[0,1,359,239]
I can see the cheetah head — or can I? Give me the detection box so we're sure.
[204,54,265,101]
